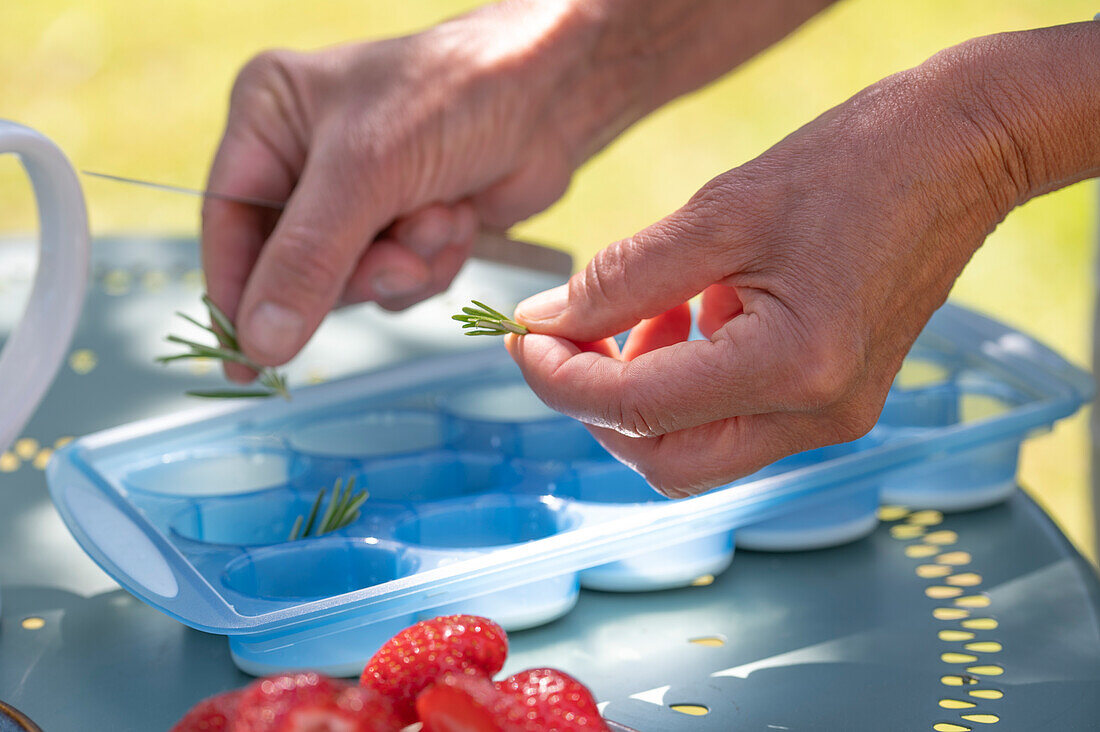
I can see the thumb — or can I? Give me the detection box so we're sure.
[514,195,739,342]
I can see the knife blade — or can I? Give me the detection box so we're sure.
[81,170,574,278]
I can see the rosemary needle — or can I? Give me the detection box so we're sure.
[288,477,368,541]
[452,300,529,337]
[157,294,291,400]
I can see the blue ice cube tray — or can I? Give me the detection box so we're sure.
[46,303,1091,675]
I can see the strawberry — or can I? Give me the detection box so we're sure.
[281,686,402,732]
[360,615,507,725]
[171,689,241,732]
[231,672,350,732]
[495,668,609,732]
[416,674,527,732]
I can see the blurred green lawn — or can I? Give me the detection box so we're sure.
[1,1,1095,559]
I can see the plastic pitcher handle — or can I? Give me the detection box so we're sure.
[0,121,89,452]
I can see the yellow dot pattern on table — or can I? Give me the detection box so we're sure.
[33,448,53,470]
[940,699,976,710]
[934,608,970,621]
[947,573,983,587]
[183,269,205,290]
[69,349,98,374]
[937,552,972,566]
[941,675,979,687]
[688,636,725,647]
[927,586,964,599]
[969,690,1003,701]
[942,653,979,664]
[669,705,709,716]
[961,714,1000,724]
[21,617,45,630]
[891,524,926,539]
[0,452,18,472]
[307,368,329,385]
[142,270,168,293]
[0,436,79,473]
[103,269,132,295]
[691,574,715,587]
[918,564,953,579]
[878,505,911,521]
[188,357,214,376]
[907,510,944,526]
[14,438,38,460]
[966,666,1004,677]
[961,618,998,630]
[880,507,1004,729]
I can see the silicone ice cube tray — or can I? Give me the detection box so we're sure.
[46,303,1091,675]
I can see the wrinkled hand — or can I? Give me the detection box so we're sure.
[202,4,597,378]
[507,61,1023,498]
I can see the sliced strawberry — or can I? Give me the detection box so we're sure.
[360,615,508,725]
[281,686,401,732]
[416,674,526,732]
[231,672,349,732]
[171,689,242,732]
[495,668,608,731]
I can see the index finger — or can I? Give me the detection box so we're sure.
[505,306,802,438]
[201,131,295,320]
[201,130,295,380]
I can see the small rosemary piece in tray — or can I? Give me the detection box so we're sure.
[157,294,291,400]
[452,300,528,337]
[289,476,369,541]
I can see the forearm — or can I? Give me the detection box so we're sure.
[931,21,1100,217]
[449,0,838,166]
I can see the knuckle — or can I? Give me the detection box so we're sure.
[272,226,347,297]
[576,242,629,312]
[791,332,864,408]
[613,373,675,439]
[233,49,301,100]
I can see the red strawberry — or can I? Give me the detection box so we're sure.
[416,674,527,732]
[231,672,350,732]
[495,668,608,731]
[171,689,241,732]
[360,615,508,725]
[281,686,402,732]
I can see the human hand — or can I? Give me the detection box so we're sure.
[201,0,848,382]
[505,47,1051,498]
[202,2,618,379]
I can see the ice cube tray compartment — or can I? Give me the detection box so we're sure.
[46,304,1093,675]
[736,434,885,552]
[545,459,733,591]
[876,369,1031,510]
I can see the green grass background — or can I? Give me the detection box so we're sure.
[1,1,1095,559]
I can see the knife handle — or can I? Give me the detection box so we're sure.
[470,230,574,279]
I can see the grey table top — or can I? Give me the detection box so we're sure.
[1,237,1099,731]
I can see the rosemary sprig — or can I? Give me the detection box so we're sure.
[452,300,529,337]
[288,476,369,541]
[157,294,291,400]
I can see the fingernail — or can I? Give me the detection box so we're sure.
[516,284,568,323]
[246,301,304,361]
[372,268,428,298]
